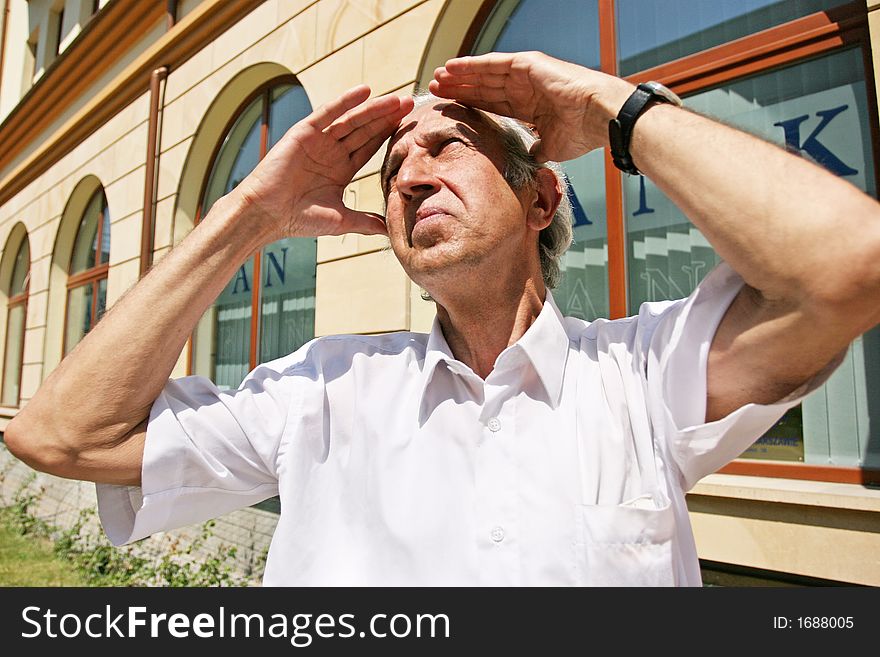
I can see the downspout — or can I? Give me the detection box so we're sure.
[166,0,178,30]
[140,65,168,277]
[0,0,11,99]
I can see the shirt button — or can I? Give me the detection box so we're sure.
[487,417,501,432]
[490,526,505,543]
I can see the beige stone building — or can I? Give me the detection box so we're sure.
[0,0,878,585]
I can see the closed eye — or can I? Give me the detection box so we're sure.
[436,137,465,153]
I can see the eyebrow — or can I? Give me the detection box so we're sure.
[381,124,478,192]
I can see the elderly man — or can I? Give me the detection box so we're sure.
[6,51,880,586]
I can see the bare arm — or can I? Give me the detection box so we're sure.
[430,51,880,421]
[3,86,413,485]
[629,105,880,419]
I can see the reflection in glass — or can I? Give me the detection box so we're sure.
[472,0,599,70]
[212,258,253,390]
[69,191,107,274]
[65,283,93,354]
[269,85,311,150]
[3,238,29,406]
[201,97,262,215]
[194,83,316,389]
[623,49,876,466]
[10,239,29,296]
[2,304,25,406]
[616,0,848,76]
[472,0,607,319]
[554,150,609,320]
[259,237,317,363]
[65,189,110,355]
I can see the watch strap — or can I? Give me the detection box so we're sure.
[609,83,671,175]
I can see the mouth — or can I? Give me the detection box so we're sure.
[414,207,450,224]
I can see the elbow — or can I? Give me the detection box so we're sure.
[3,413,73,477]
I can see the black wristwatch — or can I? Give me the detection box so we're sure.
[608,81,682,175]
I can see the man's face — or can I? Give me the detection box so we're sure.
[381,102,534,291]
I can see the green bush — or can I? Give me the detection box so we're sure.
[3,475,258,587]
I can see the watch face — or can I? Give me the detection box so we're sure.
[642,81,683,107]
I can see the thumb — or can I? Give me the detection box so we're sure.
[338,209,389,237]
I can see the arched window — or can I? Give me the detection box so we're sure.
[65,188,110,354]
[192,81,316,389]
[2,236,30,406]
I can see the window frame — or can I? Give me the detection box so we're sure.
[62,188,110,356]
[188,75,308,378]
[463,0,880,485]
[2,237,30,407]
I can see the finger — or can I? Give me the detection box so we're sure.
[430,81,512,104]
[441,52,518,76]
[427,80,517,117]
[432,69,508,88]
[336,208,389,237]
[326,94,413,143]
[348,126,398,174]
[340,98,413,154]
[528,139,549,164]
[306,85,372,131]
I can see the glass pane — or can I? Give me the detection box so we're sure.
[2,303,26,406]
[193,259,253,390]
[201,96,263,215]
[64,283,93,355]
[623,49,876,465]
[99,196,110,265]
[69,190,103,274]
[259,237,317,363]
[96,277,107,323]
[268,84,312,150]
[473,0,607,318]
[472,0,600,70]
[616,0,849,76]
[554,150,609,320]
[10,239,30,297]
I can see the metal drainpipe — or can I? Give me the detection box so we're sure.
[166,0,178,30]
[140,65,168,277]
[0,0,11,98]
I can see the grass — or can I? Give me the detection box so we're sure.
[0,508,89,586]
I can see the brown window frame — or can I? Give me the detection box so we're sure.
[463,0,880,485]
[187,75,300,377]
[63,189,110,356]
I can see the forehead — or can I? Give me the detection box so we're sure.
[387,101,498,152]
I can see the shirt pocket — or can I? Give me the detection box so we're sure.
[573,496,676,586]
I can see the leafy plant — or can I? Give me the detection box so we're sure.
[3,480,258,587]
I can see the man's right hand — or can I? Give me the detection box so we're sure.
[232,86,413,244]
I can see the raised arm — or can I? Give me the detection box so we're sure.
[430,51,880,421]
[4,87,413,485]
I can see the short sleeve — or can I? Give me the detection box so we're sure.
[644,262,843,491]
[96,360,301,545]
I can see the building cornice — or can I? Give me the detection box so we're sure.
[0,0,266,209]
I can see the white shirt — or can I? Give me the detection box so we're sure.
[96,264,834,586]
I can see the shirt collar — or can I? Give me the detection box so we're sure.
[419,290,570,410]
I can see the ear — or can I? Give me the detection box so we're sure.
[526,167,562,232]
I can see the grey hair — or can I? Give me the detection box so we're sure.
[404,92,574,289]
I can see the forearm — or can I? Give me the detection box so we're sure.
[5,191,271,480]
[630,103,880,327]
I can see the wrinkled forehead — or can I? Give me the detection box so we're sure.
[385,101,499,156]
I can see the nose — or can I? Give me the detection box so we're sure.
[395,152,441,201]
